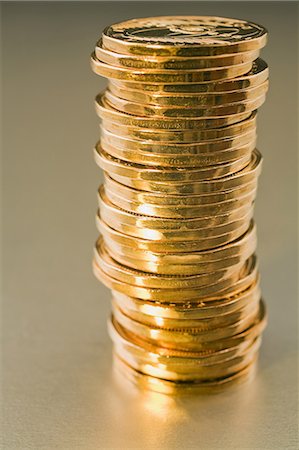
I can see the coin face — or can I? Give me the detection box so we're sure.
[103,16,267,47]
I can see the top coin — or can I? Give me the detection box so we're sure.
[102,16,267,56]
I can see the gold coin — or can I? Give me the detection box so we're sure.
[106,245,255,276]
[101,234,256,270]
[111,299,265,349]
[102,189,256,220]
[108,79,269,106]
[104,179,256,208]
[101,218,256,273]
[101,111,257,142]
[98,215,252,251]
[100,138,256,167]
[99,185,255,227]
[110,309,265,358]
[112,304,261,354]
[101,16,267,57]
[93,258,253,302]
[93,252,258,302]
[96,240,246,289]
[99,185,255,228]
[95,147,251,182]
[95,93,253,129]
[109,59,268,93]
[111,309,265,368]
[112,292,259,330]
[97,219,256,263]
[98,194,254,241]
[101,125,257,154]
[102,176,257,206]
[91,53,253,84]
[110,317,262,372]
[113,335,259,371]
[96,229,256,275]
[112,352,258,393]
[113,339,259,381]
[113,301,260,336]
[107,148,262,194]
[104,89,265,118]
[112,280,261,321]
[96,43,260,70]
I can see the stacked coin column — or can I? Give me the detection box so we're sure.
[91,17,269,394]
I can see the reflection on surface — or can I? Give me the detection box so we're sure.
[113,361,188,421]
[108,354,262,424]
[89,320,297,450]
[96,354,270,450]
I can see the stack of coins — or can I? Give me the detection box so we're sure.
[91,16,269,394]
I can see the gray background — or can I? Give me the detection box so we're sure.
[2,1,298,449]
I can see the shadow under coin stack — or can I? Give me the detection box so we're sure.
[91,16,269,394]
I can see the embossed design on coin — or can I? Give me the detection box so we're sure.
[104,16,266,46]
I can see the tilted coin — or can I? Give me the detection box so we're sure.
[101,111,257,142]
[102,236,256,273]
[100,138,256,167]
[112,292,259,330]
[91,53,253,84]
[113,336,259,381]
[112,332,260,371]
[96,43,260,70]
[98,187,255,240]
[101,125,257,154]
[98,215,252,251]
[99,185,255,226]
[96,228,256,274]
[110,309,265,358]
[105,244,256,276]
[101,16,267,57]
[98,191,255,244]
[111,299,265,352]
[112,300,262,350]
[109,59,268,93]
[104,89,266,118]
[96,239,247,289]
[93,255,258,302]
[102,186,256,219]
[107,148,262,194]
[108,79,269,106]
[113,352,258,393]
[113,349,258,393]
[93,258,246,302]
[102,175,257,206]
[98,220,256,263]
[95,147,251,182]
[98,212,253,244]
[110,317,262,369]
[112,280,261,321]
[96,93,253,129]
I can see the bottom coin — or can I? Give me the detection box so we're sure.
[112,352,258,395]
